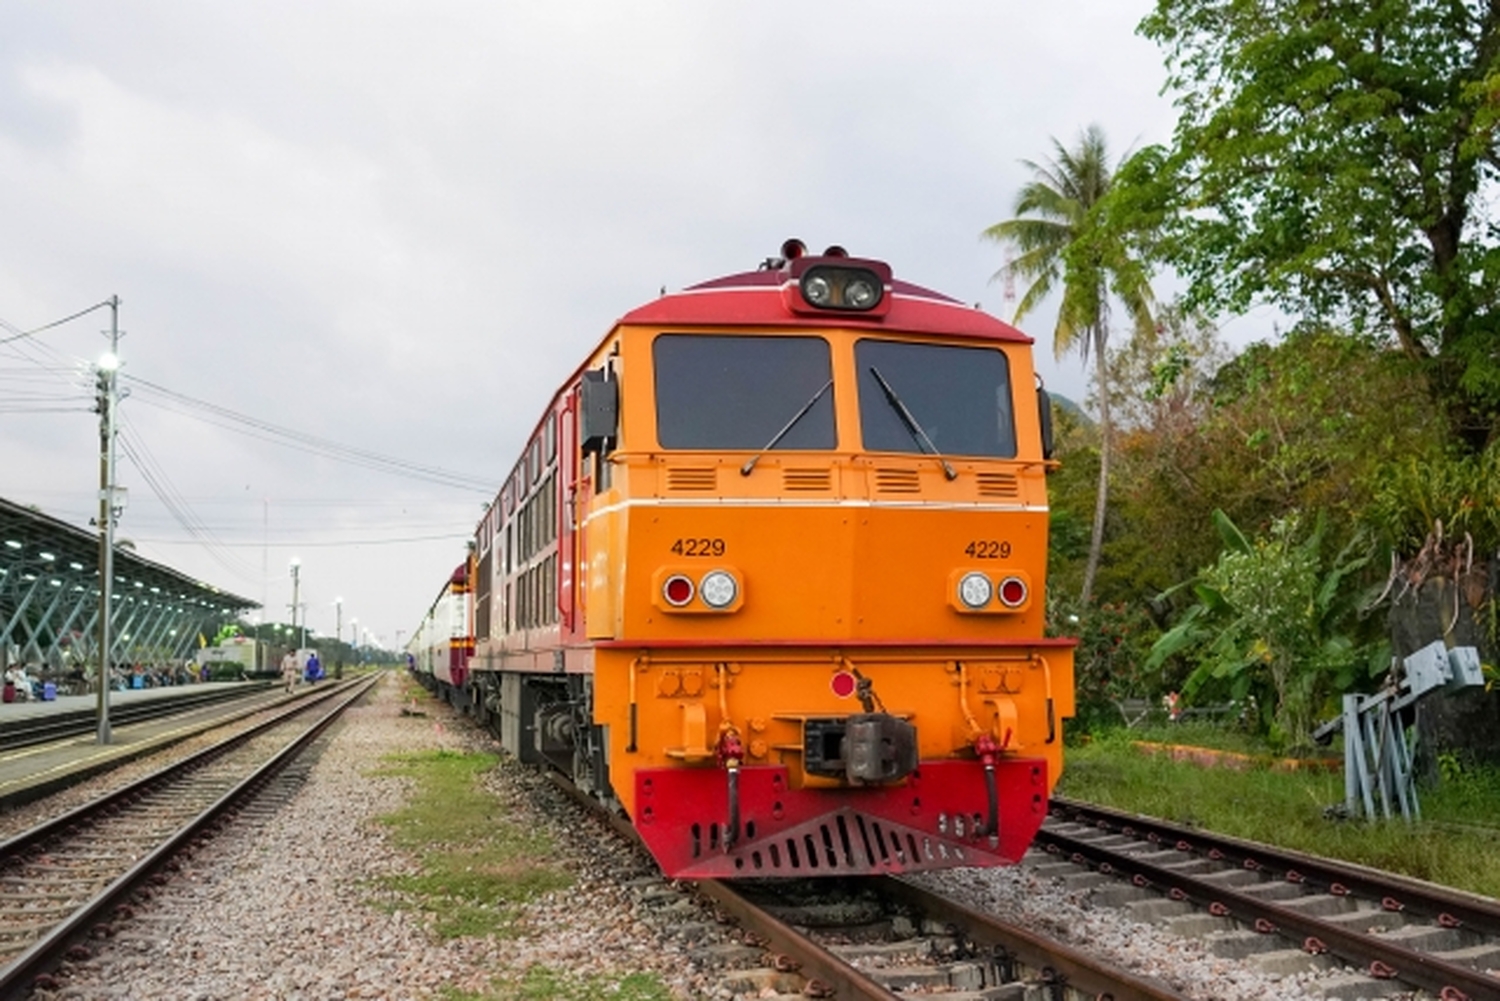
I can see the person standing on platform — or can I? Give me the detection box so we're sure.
[281,649,299,694]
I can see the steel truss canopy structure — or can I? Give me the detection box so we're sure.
[0,496,258,673]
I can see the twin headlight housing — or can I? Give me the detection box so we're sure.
[780,251,893,318]
[800,266,884,312]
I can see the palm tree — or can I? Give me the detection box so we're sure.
[983,124,1155,605]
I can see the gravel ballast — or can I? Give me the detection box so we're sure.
[23,673,1411,999]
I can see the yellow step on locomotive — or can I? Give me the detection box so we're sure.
[408,239,1076,878]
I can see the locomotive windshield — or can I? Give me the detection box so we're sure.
[855,340,1016,458]
[654,334,836,449]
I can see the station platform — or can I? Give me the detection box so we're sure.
[0,681,291,811]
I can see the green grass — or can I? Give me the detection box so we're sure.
[1103,719,1314,757]
[372,749,572,938]
[1057,729,1500,899]
[369,735,676,1001]
[441,967,674,1001]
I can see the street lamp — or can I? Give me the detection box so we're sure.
[288,558,302,650]
[95,304,122,747]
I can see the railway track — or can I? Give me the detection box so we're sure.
[547,774,1186,999]
[703,875,1190,1000]
[1041,796,1500,1001]
[0,683,275,752]
[0,674,378,1000]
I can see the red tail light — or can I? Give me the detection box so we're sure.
[663,574,694,607]
[998,576,1028,608]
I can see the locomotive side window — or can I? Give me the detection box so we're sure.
[653,334,836,450]
[855,340,1016,458]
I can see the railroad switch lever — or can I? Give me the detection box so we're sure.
[1312,641,1484,822]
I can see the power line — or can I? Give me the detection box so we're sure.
[124,374,498,493]
[118,415,266,586]
[2,308,498,494]
[135,531,470,548]
[0,298,115,346]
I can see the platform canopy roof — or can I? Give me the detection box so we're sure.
[1,495,258,670]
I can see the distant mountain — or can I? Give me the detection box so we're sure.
[1048,392,1092,426]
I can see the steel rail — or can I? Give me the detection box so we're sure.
[544,773,901,998]
[879,877,1191,1001]
[0,674,379,1000]
[0,676,367,858]
[545,773,1193,999]
[0,683,275,751]
[1041,824,1500,1001]
[697,880,902,1000]
[1052,796,1500,938]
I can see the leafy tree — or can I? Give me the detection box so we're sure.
[1146,510,1387,752]
[984,124,1156,604]
[1103,302,1228,435]
[1101,329,1442,603]
[1136,0,1500,453]
[1051,597,1163,731]
[1042,400,1099,601]
[1203,330,1446,524]
[1090,306,1233,598]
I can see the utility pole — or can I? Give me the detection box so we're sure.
[289,558,302,651]
[95,296,122,745]
[334,597,343,678]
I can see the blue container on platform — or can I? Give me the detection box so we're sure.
[42,681,56,701]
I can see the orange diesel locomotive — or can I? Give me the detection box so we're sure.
[408,240,1075,878]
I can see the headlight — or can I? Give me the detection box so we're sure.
[845,276,879,309]
[699,570,739,609]
[803,274,833,306]
[958,572,993,609]
[663,574,695,607]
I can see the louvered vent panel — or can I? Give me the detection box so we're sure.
[666,467,717,491]
[874,468,921,494]
[783,468,832,491]
[976,472,1020,498]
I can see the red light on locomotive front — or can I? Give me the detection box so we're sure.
[663,574,695,607]
[998,576,1028,608]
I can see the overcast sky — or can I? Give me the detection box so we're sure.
[0,2,1261,649]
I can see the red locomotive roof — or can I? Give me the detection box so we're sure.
[619,260,1032,344]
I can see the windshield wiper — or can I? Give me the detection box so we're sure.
[740,378,834,476]
[868,366,957,480]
